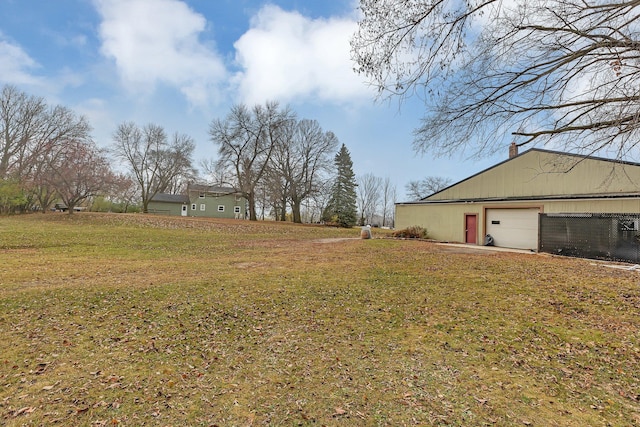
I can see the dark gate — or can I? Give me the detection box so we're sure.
[539,213,640,263]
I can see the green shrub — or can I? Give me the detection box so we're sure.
[391,225,429,239]
[0,179,27,214]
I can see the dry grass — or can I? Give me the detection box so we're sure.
[0,213,639,426]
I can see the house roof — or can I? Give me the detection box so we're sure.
[398,148,640,205]
[398,192,640,205]
[149,183,243,205]
[150,193,189,204]
[187,184,237,195]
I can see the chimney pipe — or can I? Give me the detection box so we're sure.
[509,142,518,159]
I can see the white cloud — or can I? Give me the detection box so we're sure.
[233,5,371,105]
[94,0,227,107]
[0,32,43,86]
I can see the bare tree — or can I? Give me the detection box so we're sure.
[108,174,139,213]
[253,178,273,221]
[351,0,640,160]
[43,140,116,214]
[269,119,339,223]
[291,122,338,223]
[209,102,294,221]
[266,171,290,221]
[405,176,452,200]
[380,176,397,227]
[0,85,91,181]
[155,132,197,194]
[357,173,382,226]
[111,122,195,213]
[267,120,296,221]
[199,158,229,186]
[27,149,58,212]
[304,180,332,223]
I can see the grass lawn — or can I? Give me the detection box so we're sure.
[0,213,639,426]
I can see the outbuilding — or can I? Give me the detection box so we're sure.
[395,147,640,253]
[147,193,190,216]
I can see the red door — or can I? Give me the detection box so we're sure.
[465,214,477,244]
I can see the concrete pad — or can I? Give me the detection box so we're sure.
[436,243,537,254]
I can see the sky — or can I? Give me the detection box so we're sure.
[0,0,508,200]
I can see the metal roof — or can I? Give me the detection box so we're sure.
[407,148,640,203]
[149,193,190,204]
[187,184,237,194]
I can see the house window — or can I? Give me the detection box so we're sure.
[218,205,225,212]
[191,204,196,210]
[199,192,205,198]
[234,206,241,213]
[200,204,206,211]
[235,195,241,202]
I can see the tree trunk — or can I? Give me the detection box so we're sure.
[279,196,287,221]
[248,193,257,221]
[291,199,302,223]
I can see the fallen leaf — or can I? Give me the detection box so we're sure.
[93,400,108,408]
[333,407,347,416]
[13,407,35,417]
[474,396,488,405]
[34,363,48,374]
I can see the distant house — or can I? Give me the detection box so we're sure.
[395,147,640,254]
[148,184,247,219]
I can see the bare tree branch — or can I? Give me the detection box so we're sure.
[209,102,294,221]
[111,122,195,212]
[352,0,640,160]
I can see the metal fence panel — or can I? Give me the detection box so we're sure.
[539,213,640,263]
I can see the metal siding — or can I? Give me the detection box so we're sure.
[396,150,640,247]
[543,198,640,214]
[395,204,483,243]
[486,208,539,250]
[397,198,640,245]
[428,150,640,201]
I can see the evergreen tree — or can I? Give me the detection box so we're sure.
[323,144,357,227]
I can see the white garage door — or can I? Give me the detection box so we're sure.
[486,208,540,250]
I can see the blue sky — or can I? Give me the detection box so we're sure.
[0,0,507,199]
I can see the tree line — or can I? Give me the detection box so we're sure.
[0,85,126,214]
[2,84,429,227]
[7,0,626,219]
